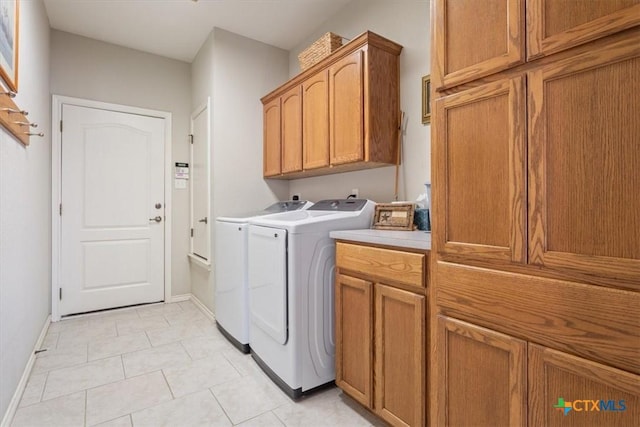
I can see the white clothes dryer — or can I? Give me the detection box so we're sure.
[247,199,375,398]
[214,200,312,353]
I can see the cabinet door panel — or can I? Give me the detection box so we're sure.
[434,76,526,263]
[529,344,640,427]
[330,50,364,165]
[433,0,524,90]
[435,316,526,427]
[528,0,640,59]
[335,273,373,408]
[303,70,329,170]
[528,34,640,289]
[263,98,281,177]
[374,284,425,427]
[281,86,302,174]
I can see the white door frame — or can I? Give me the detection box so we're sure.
[51,95,173,321]
[188,98,211,268]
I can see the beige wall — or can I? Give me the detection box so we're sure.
[288,0,430,204]
[50,30,193,297]
[190,28,290,311]
[0,0,51,419]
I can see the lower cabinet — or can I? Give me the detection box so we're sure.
[528,344,640,427]
[375,284,425,426]
[335,241,427,427]
[435,316,640,427]
[335,273,373,408]
[434,316,527,427]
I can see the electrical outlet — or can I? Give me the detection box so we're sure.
[292,193,301,201]
[350,188,359,198]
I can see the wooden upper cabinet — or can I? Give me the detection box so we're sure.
[528,34,640,290]
[329,50,364,165]
[281,86,303,174]
[527,0,640,60]
[261,32,401,179]
[302,70,329,170]
[335,273,373,408]
[433,0,524,90]
[529,344,640,427]
[263,97,281,177]
[434,76,527,264]
[435,316,527,427]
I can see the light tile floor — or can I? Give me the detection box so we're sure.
[11,301,384,427]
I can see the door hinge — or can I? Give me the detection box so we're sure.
[60,120,63,132]
[190,228,194,237]
[59,204,62,216]
[59,288,62,300]
[189,134,193,144]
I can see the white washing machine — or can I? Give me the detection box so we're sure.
[214,200,312,353]
[247,199,375,398]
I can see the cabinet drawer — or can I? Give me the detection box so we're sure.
[336,242,425,289]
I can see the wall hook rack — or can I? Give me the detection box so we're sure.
[0,93,34,146]
[2,107,28,115]
[14,121,37,128]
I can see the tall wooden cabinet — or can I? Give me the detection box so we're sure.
[434,76,526,263]
[436,317,527,427]
[431,2,640,426]
[261,31,402,179]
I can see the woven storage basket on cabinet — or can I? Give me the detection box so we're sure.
[298,32,343,70]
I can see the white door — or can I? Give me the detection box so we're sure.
[59,104,165,316]
[190,101,210,260]
[248,225,288,345]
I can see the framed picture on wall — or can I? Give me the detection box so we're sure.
[422,74,431,125]
[0,0,19,92]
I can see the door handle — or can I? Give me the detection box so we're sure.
[149,216,162,223]
[198,217,208,225]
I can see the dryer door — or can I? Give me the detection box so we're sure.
[248,225,288,345]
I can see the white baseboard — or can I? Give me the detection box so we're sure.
[189,294,215,322]
[1,315,51,427]
[168,293,191,303]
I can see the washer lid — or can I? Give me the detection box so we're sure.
[216,200,312,223]
[307,198,368,211]
[264,200,312,213]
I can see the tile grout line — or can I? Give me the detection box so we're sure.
[160,369,176,400]
[34,357,127,404]
[208,388,235,426]
[119,354,126,383]
[38,371,50,407]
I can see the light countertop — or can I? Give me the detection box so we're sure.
[330,229,431,251]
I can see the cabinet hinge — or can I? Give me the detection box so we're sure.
[60,120,63,132]
[189,134,193,144]
[59,288,62,300]
[59,204,62,216]
[190,228,194,237]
